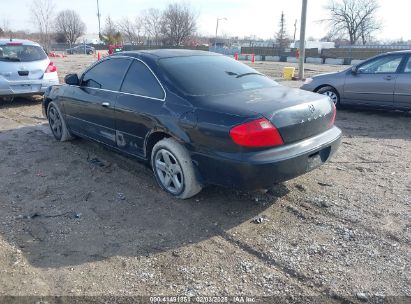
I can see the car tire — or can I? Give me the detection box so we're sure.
[87,50,93,55]
[47,102,74,142]
[151,138,202,199]
[317,86,340,108]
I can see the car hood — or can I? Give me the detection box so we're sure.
[312,71,340,79]
[312,68,348,80]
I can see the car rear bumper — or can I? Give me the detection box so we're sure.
[0,73,59,96]
[192,126,342,190]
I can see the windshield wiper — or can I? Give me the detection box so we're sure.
[235,72,263,78]
[0,57,21,62]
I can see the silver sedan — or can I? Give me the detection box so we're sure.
[301,51,411,111]
[0,39,59,100]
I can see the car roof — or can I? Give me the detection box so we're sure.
[116,49,220,60]
[0,39,41,47]
[381,50,411,55]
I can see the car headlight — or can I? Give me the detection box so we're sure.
[304,77,313,85]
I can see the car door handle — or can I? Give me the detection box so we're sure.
[383,75,394,80]
[102,102,110,107]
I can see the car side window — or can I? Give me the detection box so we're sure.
[120,60,164,99]
[81,58,130,91]
[358,55,403,74]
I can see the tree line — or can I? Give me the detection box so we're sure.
[101,3,197,46]
[25,0,198,49]
[0,0,199,48]
[0,0,384,49]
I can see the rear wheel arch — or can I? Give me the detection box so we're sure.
[145,131,173,161]
[44,98,53,117]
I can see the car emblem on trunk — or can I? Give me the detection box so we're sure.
[308,104,316,113]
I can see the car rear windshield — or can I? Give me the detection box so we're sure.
[159,55,278,96]
[0,44,47,62]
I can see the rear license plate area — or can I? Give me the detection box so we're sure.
[10,84,37,93]
[16,84,32,92]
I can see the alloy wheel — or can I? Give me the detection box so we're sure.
[154,149,184,194]
[322,91,339,104]
[48,106,63,139]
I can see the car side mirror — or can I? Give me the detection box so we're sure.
[64,73,79,85]
[351,66,358,75]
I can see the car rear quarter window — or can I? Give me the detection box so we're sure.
[81,58,130,91]
[120,60,165,99]
[159,55,278,96]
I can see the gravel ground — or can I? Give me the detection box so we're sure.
[0,55,410,303]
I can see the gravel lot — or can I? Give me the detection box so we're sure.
[0,55,410,303]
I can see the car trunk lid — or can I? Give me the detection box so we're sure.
[194,86,335,144]
[0,59,49,81]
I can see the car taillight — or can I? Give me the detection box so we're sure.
[45,62,57,73]
[329,103,336,128]
[230,118,284,148]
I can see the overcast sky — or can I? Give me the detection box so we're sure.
[1,0,410,41]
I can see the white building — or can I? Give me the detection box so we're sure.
[291,41,335,51]
[75,34,104,45]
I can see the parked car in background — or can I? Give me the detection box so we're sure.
[43,50,341,199]
[301,51,411,110]
[0,39,59,101]
[66,45,95,55]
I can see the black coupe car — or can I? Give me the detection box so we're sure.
[43,50,341,199]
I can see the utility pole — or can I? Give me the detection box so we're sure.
[97,0,102,39]
[215,17,227,49]
[298,0,308,80]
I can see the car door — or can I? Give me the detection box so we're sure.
[343,54,405,107]
[394,55,411,110]
[115,59,166,157]
[63,57,131,146]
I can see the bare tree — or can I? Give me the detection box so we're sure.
[0,18,10,37]
[54,10,86,47]
[134,17,144,44]
[160,3,197,46]
[359,15,380,45]
[30,0,55,50]
[102,16,122,44]
[324,0,380,45]
[275,11,290,48]
[141,8,163,46]
[117,16,143,45]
